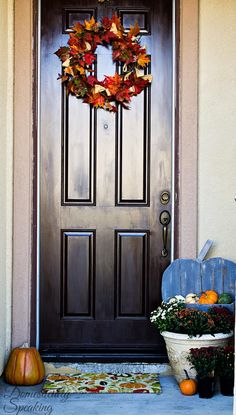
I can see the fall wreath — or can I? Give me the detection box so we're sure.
[55,15,152,112]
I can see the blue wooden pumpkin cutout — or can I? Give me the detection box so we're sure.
[161,240,236,311]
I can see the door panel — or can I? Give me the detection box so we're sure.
[40,0,173,358]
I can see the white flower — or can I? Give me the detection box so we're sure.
[167,295,185,304]
[174,295,185,302]
[168,297,177,304]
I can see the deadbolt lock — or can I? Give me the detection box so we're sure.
[160,191,170,205]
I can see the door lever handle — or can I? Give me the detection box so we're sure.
[159,210,171,257]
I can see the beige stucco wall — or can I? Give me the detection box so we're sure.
[12,0,33,349]
[0,0,14,375]
[198,0,236,260]
[178,0,199,258]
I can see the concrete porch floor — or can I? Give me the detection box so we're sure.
[0,363,234,415]
[0,376,234,415]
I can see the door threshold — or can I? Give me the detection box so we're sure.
[43,361,172,376]
[40,351,168,363]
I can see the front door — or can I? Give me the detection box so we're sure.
[40,0,173,359]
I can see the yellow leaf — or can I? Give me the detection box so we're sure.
[110,22,118,35]
[142,74,152,82]
[137,54,150,67]
[85,41,92,51]
[64,66,74,76]
[84,16,96,31]
[129,86,136,93]
[75,65,85,75]
[128,21,140,38]
[124,71,132,81]
[94,85,106,94]
[135,68,143,78]
[62,58,70,67]
[110,22,122,38]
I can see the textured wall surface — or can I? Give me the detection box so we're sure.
[198,0,236,260]
[0,0,13,375]
[178,0,199,259]
[12,0,33,349]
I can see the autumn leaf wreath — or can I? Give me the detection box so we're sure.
[55,15,152,112]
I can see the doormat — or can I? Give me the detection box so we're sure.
[42,373,162,394]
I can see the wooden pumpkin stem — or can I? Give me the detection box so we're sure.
[184,369,190,379]
[21,343,29,348]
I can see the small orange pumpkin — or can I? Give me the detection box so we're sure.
[179,370,197,395]
[4,345,45,385]
[198,290,218,304]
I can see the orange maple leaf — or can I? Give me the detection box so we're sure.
[128,21,140,38]
[86,93,105,108]
[84,16,99,31]
[137,54,150,67]
[64,66,75,76]
[104,73,122,95]
[72,22,83,34]
[111,15,122,29]
[74,65,85,75]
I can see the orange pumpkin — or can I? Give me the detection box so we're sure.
[4,346,45,385]
[198,290,218,304]
[179,370,197,395]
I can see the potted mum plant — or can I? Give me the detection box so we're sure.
[187,347,218,398]
[216,345,234,396]
[150,297,234,383]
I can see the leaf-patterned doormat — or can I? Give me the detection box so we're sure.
[42,373,161,394]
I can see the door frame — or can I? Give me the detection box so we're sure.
[12,0,199,350]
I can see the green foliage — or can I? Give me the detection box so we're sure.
[216,346,234,378]
[150,301,234,337]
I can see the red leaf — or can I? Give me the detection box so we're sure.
[87,76,97,86]
[84,53,96,65]
[101,17,112,30]
[54,47,70,62]
[115,88,132,103]
[68,36,78,46]
[103,31,118,43]
[94,34,102,45]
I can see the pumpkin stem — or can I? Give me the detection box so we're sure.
[21,342,29,348]
[184,369,190,379]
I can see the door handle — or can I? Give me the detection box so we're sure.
[159,210,171,257]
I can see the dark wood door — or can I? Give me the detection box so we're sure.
[40,0,173,359]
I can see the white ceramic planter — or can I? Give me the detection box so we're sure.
[161,331,233,384]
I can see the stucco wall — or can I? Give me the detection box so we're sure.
[0,0,13,375]
[198,0,236,260]
[12,0,33,349]
[178,0,198,258]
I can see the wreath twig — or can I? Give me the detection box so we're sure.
[55,15,152,112]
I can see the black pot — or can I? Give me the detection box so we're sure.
[219,377,234,396]
[197,377,215,398]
